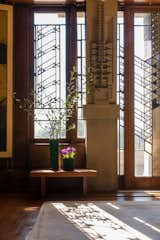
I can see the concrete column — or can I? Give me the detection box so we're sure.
[84,0,119,191]
[84,105,119,191]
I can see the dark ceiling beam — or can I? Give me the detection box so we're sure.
[3,0,160,4]
[119,0,160,3]
[4,0,85,4]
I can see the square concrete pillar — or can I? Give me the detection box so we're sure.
[84,104,119,191]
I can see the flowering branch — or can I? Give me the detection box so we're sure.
[14,66,94,139]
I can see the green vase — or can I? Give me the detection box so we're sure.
[62,158,74,171]
[49,139,59,170]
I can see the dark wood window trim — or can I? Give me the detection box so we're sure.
[122,4,160,189]
[124,8,134,188]
[29,4,86,144]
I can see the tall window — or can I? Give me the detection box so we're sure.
[77,12,86,138]
[134,13,152,176]
[33,8,86,140]
[117,11,124,176]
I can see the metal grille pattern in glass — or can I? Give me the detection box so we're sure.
[134,13,152,176]
[117,12,124,175]
[77,12,86,138]
[34,13,66,139]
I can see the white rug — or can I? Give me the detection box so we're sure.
[28,201,160,240]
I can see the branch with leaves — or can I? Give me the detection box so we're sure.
[14,66,94,139]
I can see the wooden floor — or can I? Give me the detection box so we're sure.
[0,191,160,240]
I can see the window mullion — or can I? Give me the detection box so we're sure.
[66,5,77,143]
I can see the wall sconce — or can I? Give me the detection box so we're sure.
[0,43,7,64]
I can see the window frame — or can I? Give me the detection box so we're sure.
[29,4,86,144]
[117,4,160,189]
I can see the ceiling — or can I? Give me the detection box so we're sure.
[4,0,84,3]
[3,0,160,4]
[119,0,160,3]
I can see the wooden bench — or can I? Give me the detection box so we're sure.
[30,169,97,197]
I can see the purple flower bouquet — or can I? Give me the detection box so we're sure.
[60,146,76,159]
[60,146,76,171]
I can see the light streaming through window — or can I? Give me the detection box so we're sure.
[34,11,86,140]
[77,12,86,138]
[34,13,66,139]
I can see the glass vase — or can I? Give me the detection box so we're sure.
[49,139,59,170]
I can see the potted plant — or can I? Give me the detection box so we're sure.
[60,146,76,171]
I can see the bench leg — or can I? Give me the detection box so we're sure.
[83,177,87,195]
[41,177,46,198]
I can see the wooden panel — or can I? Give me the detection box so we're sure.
[153,107,160,176]
[13,5,31,168]
[29,143,86,169]
[132,177,160,189]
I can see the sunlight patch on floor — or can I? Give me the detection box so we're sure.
[107,202,120,210]
[52,202,152,240]
[134,217,160,233]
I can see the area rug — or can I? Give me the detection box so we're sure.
[27,201,160,240]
